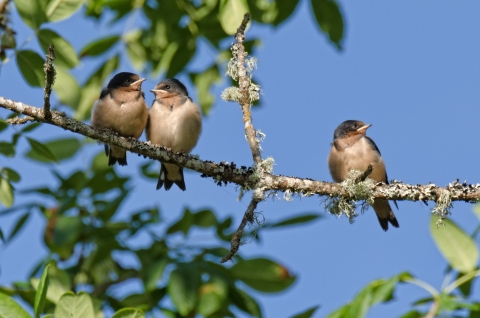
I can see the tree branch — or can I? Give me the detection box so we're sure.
[221,190,263,263]
[234,13,262,165]
[43,44,56,121]
[355,164,373,183]
[1,95,480,205]
[6,115,34,125]
[0,0,9,14]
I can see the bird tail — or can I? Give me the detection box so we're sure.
[156,163,186,191]
[372,199,399,231]
[106,145,127,166]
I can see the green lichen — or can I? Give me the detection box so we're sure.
[324,169,376,223]
[221,86,242,102]
[432,190,453,218]
[248,82,261,102]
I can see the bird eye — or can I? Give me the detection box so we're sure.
[353,123,358,128]
[165,85,171,89]
[125,79,131,83]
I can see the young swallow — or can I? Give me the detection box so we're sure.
[91,72,149,166]
[146,78,202,191]
[328,120,399,231]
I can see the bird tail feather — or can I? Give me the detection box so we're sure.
[156,164,186,191]
[372,199,399,231]
[107,145,127,166]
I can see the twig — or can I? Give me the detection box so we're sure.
[234,13,262,165]
[43,44,56,121]
[1,98,480,200]
[355,164,373,183]
[6,116,35,125]
[221,193,262,263]
[424,300,439,318]
[0,0,10,14]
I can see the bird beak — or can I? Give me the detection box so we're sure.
[150,89,167,93]
[130,78,146,90]
[356,124,372,132]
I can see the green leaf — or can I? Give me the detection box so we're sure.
[474,205,480,221]
[0,178,14,207]
[369,278,397,305]
[16,50,45,87]
[273,0,300,26]
[231,258,296,293]
[230,287,261,317]
[37,29,79,68]
[167,265,201,316]
[310,0,344,50]
[327,305,349,318]
[26,138,81,162]
[154,41,178,75]
[247,0,299,25]
[0,142,15,157]
[198,278,228,317]
[400,310,422,318]
[346,286,372,318]
[21,122,42,133]
[80,35,121,57]
[291,305,320,318]
[0,292,31,318]
[125,30,145,71]
[193,209,218,228]
[140,161,158,179]
[1,32,16,50]
[53,216,83,247]
[456,271,473,297]
[8,213,30,242]
[2,168,21,183]
[75,55,119,120]
[0,119,7,132]
[46,0,84,22]
[0,228,4,243]
[165,41,196,78]
[26,138,59,163]
[34,264,51,318]
[166,208,194,235]
[54,68,81,107]
[219,0,249,35]
[189,65,221,114]
[45,265,72,304]
[54,292,95,318]
[112,308,145,318]
[14,0,47,29]
[269,214,321,228]
[144,259,168,292]
[430,216,479,273]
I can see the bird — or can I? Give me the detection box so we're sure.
[328,120,399,231]
[91,72,149,166]
[146,78,202,191]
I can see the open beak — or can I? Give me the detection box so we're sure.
[356,124,372,133]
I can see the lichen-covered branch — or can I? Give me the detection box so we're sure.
[2,94,480,206]
[234,13,262,165]
[43,44,56,121]
[355,164,373,183]
[221,190,264,263]
[6,115,34,125]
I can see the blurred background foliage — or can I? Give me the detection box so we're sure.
[1,0,480,317]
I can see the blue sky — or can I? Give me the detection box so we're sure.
[1,1,480,317]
